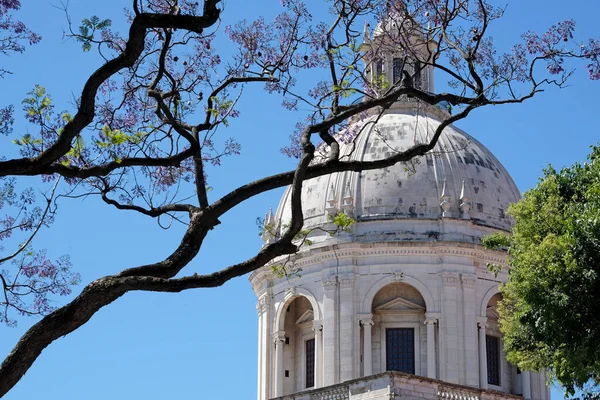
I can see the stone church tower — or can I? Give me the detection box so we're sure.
[250,11,549,400]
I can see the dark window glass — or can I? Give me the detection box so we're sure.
[306,338,315,388]
[414,60,422,89]
[386,328,415,374]
[486,335,501,385]
[392,58,403,83]
[376,59,384,78]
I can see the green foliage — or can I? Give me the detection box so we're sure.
[270,263,302,279]
[62,136,85,166]
[328,212,355,236]
[21,85,51,119]
[76,16,112,52]
[374,73,389,89]
[485,145,600,395]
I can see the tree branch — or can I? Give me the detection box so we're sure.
[0,5,221,177]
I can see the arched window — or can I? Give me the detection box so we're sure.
[369,282,426,376]
[280,296,315,394]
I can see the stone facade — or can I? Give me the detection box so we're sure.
[250,13,549,400]
[250,240,549,400]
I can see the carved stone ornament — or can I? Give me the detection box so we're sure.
[461,274,476,289]
[339,274,355,289]
[459,180,472,220]
[256,298,267,315]
[322,278,336,292]
[440,179,452,218]
[312,321,323,332]
[360,318,374,327]
[442,272,460,286]
[285,286,297,299]
[392,272,404,282]
[256,293,272,315]
[477,316,488,330]
[326,184,338,215]
[272,330,286,345]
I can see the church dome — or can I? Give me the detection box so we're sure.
[273,109,520,245]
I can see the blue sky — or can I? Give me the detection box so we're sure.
[0,1,599,399]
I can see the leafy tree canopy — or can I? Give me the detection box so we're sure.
[484,145,600,397]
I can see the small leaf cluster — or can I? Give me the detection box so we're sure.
[76,16,112,52]
[328,212,355,236]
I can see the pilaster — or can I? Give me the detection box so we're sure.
[339,274,356,381]
[477,317,488,390]
[321,276,338,386]
[257,292,272,400]
[461,274,479,386]
[440,272,460,383]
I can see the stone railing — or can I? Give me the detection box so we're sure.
[438,385,480,400]
[272,372,522,400]
[313,386,349,400]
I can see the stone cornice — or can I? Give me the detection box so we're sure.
[290,242,504,269]
[250,241,509,287]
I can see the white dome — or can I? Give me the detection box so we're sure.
[274,109,520,244]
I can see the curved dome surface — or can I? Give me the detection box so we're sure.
[275,109,520,244]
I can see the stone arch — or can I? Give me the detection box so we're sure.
[480,285,501,317]
[273,290,320,394]
[274,287,321,332]
[362,274,436,313]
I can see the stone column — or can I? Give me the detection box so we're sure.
[360,317,374,376]
[273,330,286,397]
[477,317,488,390]
[322,277,337,386]
[522,371,532,400]
[424,316,437,379]
[313,321,323,388]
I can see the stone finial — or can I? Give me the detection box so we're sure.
[440,179,452,218]
[326,184,338,215]
[261,208,276,244]
[342,182,354,216]
[459,179,472,219]
[363,21,371,41]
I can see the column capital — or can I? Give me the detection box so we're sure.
[321,278,336,292]
[312,321,323,332]
[477,316,488,329]
[442,272,460,286]
[360,318,374,327]
[357,313,373,326]
[339,274,355,289]
[272,330,286,344]
[424,317,438,325]
[425,312,441,320]
[256,294,271,315]
[461,274,477,289]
